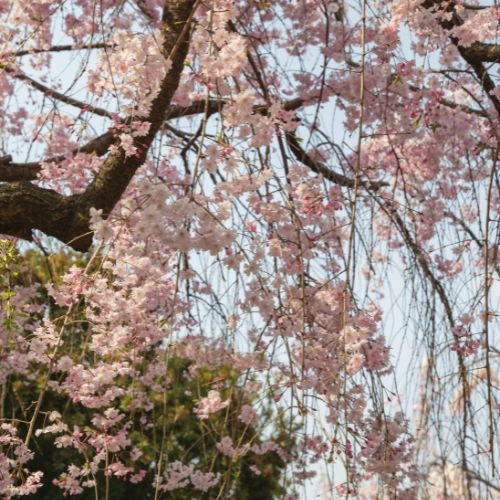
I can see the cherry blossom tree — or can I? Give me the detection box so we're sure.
[0,0,498,497]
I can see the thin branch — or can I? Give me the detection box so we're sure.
[407,83,490,118]
[4,43,110,58]
[285,131,388,191]
[1,65,113,118]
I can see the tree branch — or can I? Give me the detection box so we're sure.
[1,65,113,118]
[421,0,500,115]
[5,43,110,58]
[407,83,490,118]
[0,0,198,251]
[0,97,305,182]
[0,131,115,182]
[461,42,500,64]
[285,131,388,191]
[0,182,82,246]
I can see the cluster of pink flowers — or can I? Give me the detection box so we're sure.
[0,424,43,496]
[193,390,229,419]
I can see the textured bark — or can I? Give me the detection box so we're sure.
[0,0,197,251]
[462,42,500,64]
[0,182,91,249]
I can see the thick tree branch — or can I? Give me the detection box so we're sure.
[461,42,500,64]
[0,182,84,246]
[0,132,116,182]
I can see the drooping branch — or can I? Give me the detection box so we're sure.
[285,131,388,191]
[0,0,198,251]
